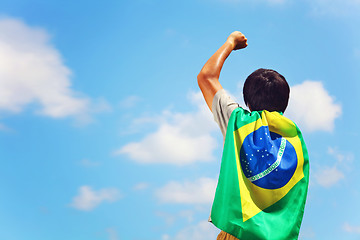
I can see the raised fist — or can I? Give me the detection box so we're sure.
[227,31,247,50]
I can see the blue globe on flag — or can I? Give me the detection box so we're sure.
[239,126,298,189]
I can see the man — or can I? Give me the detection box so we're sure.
[198,31,309,240]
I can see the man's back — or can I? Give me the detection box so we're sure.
[198,31,309,240]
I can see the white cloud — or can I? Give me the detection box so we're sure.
[299,226,316,239]
[79,159,101,167]
[266,0,286,4]
[217,0,360,15]
[164,29,190,48]
[115,92,218,165]
[162,221,219,240]
[354,48,360,58]
[327,147,354,164]
[156,210,195,226]
[0,122,11,132]
[0,18,109,122]
[343,222,360,234]
[286,81,341,132]
[218,0,287,4]
[178,210,195,223]
[119,95,141,108]
[312,147,353,188]
[156,177,217,204]
[156,211,177,226]
[70,186,121,211]
[133,182,150,191]
[314,166,344,188]
[106,228,120,240]
[307,0,360,16]
[327,147,354,172]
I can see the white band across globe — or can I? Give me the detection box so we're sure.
[247,137,287,182]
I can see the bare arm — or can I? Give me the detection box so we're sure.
[197,31,248,111]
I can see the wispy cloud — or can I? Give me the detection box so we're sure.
[0,17,110,123]
[164,29,190,48]
[299,226,316,239]
[119,95,141,109]
[70,186,121,211]
[115,92,218,165]
[0,122,12,132]
[217,0,360,15]
[78,159,101,167]
[313,147,353,188]
[218,0,287,5]
[314,166,344,188]
[265,0,287,4]
[327,147,354,164]
[106,228,120,240]
[343,222,360,234]
[162,220,219,240]
[133,182,150,191]
[286,81,341,132]
[354,48,360,58]
[156,210,195,226]
[307,0,360,16]
[155,177,217,204]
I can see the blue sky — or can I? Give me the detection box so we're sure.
[0,0,359,239]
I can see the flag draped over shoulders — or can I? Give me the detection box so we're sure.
[211,107,309,240]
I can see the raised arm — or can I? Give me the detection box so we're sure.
[197,31,248,111]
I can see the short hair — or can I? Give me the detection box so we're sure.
[243,68,290,113]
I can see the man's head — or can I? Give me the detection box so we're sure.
[243,68,290,113]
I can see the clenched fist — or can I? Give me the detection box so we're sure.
[227,31,247,50]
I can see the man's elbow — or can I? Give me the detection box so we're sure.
[197,72,205,87]
[197,71,215,88]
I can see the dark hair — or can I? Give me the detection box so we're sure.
[243,68,290,113]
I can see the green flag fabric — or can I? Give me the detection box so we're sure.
[211,107,309,240]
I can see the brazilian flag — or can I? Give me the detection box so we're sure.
[211,107,309,240]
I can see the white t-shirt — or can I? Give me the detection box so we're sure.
[212,89,240,138]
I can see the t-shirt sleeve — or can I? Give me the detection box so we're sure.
[212,89,240,138]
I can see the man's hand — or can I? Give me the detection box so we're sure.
[198,31,247,111]
[227,31,247,50]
